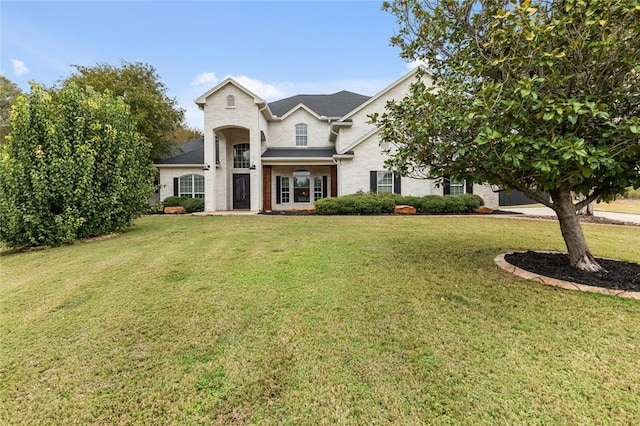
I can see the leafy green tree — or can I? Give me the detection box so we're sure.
[0,83,155,248]
[63,61,184,160]
[374,0,640,271]
[171,124,203,145]
[0,76,23,143]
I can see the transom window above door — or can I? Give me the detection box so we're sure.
[295,123,308,147]
[233,143,250,168]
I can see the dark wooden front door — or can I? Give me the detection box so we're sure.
[233,174,250,209]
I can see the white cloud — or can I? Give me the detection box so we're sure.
[190,72,287,101]
[190,72,218,87]
[227,75,286,100]
[10,59,29,76]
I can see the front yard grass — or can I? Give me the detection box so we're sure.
[1,215,639,424]
[596,198,640,215]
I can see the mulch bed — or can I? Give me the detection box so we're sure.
[505,251,640,293]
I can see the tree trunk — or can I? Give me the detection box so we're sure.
[550,189,604,272]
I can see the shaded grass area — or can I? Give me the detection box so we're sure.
[1,216,639,424]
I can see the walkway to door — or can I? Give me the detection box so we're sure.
[192,210,258,216]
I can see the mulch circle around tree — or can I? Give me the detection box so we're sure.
[500,251,640,298]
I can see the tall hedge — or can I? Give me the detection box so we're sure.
[0,83,155,247]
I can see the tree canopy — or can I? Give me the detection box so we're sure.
[0,83,155,248]
[63,61,184,161]
[0,76,23,144]
[373,0,640,271]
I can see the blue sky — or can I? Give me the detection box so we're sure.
[1,1,418,130]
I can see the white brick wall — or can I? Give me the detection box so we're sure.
[157,167,204,202]
[268,109,333,149]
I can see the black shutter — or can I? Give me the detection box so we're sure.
[173,178,179,196]
[394,173,401,194]
[370,171,377,192]
[276,176,281,204]
[215,137,220,164]
[443,178,451,195]
[322,176,328,198]
[465,180,473,194]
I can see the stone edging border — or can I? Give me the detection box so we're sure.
[494,252,640,300]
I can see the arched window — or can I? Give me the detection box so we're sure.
[226,95,236,108]
[295,123,308,146]
[179,174,205,198]
[233,143,250,168]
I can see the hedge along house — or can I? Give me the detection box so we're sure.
[155,67,499,211]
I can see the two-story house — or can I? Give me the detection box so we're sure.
[155,67,499,211]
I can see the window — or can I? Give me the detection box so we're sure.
[376,171,394,193]
[233,143,250,168]
[370,170,400,194]
[314,177,323,201]
[226,95,236,108]
[280,177,290,203]
[295,123,308,147]
[215,136,220,164]
[448,180,465,195]
[444,179,471,195]
[293,170,310,202]
[179,174,205,198]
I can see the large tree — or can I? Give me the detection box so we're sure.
[170,125,204,145]
[63,61,184,160]
[374,0,640,271]
[0,76,23,144]
[0,83,155,248]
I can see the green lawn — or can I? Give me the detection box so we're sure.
[596,198,640,215]
[1,215,639,425]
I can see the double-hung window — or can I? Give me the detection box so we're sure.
[280,177,290,203]
[295,124,308,147]
[314,177,323,201]
[444,179,472,195]
[448,180,465,195]
[370,170,400,194]
[376,171,394,193]
[178,174,205,198]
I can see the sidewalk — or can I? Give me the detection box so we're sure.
[499,206,640,225]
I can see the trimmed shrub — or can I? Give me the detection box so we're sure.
[458,194,484,210]
[442,195,467,213]
[162,196,184,207]
[182,198,204,213]
[315,193,388,215]
[315,193,485,215]
[419,195,448,213]
[162,196,204,213]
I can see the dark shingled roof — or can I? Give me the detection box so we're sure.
[262,148,336,158]
[268,91,371,118]
[157,138,204,165]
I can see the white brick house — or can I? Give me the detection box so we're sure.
[155,67,499,211]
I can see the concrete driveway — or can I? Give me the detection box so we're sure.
[499,206,640,224]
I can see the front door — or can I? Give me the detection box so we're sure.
[233,174,250,209]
